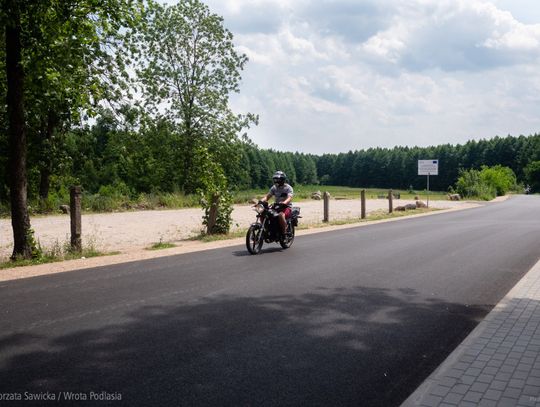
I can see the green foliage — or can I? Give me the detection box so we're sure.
[455,165,516,200]
[201,190,234,235]
[455,169,496,200]
[1,237,108,268]
[134,0,256,194]
[524,161,540,192]
[198,148,234,234]
[147,238,176,250]
[479,165,517,196]
[26,228,42,260]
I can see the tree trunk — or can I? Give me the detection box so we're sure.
[182,108,196,194]
[38,166,50,200]
[38,111,58,200]
[183,133,193,193]
[5,8,33,260]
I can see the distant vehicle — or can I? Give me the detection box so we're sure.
[246,201,300,254]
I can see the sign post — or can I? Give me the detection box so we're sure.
[418,160,438,208]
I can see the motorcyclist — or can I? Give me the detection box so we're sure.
[259,171,293,236]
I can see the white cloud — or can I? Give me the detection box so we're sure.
[357,0,540,71]
[170,0,540,152]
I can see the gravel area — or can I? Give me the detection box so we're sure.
[0,198,474,260]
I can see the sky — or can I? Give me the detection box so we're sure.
[169,0,540,154]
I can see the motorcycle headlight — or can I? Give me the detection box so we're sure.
[254,204,264,214]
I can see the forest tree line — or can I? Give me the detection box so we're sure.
[2,118,538,203]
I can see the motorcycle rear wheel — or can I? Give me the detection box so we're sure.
[279,223,295,249]
[246,224,264,254]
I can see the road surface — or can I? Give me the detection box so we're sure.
[0,195,538,406]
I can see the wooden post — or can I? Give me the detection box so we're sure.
[70,186,82,252]
[361,189,366,219]
[323,191,330,222]
[206,193,219,234]
[388,189,393,214]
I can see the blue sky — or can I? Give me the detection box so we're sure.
[166,1,540,154]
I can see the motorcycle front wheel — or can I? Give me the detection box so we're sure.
[246,224,264,254]
[279,223,295,249]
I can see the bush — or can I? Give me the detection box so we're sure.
[201,190,234,234]
[455,168,496,200]
[195,147,233,235]
[479,165,516,196]
[455,165,516,200]
[82,182,132,212]
[525,161,540,192]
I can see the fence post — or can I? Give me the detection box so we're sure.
[206,193,219,234]
[388,189,393,214]
[361,189,366,219]
[323,191,330,222]
[70,186,82,253]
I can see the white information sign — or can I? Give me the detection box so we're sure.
[418,160,439,176]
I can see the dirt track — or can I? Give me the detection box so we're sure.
[0,198,473,260]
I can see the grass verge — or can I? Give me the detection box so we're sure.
[0,246,117,270]
[0,186,451,218]
[298,208,439,229]
[234,185,449,204]
[147,241,176,250]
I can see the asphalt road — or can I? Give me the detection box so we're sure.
[0,195,539,406]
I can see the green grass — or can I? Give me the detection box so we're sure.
[147,241,176,250]
[0,243,115,270]
[0,185,449,218]
[297,207,439,229]
[233,185,449,204]
[82,191,200,213]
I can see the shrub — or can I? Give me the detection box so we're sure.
[525,161,540,192]
[455,165,516,200]
[455,168,496,200]
[479,165,517,196]
[201,190,234,234]
[195,147,233,234]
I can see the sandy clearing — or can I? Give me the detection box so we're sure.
[1,198,473,260]
[0,197,485,282]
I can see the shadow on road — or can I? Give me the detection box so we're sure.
[0,287,490,406]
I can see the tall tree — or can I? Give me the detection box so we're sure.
[136,0,256,193]
[1,0,141,259]
[3,0,32,259]
[25,0,140,203]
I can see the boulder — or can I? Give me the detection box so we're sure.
[311,191,322,200]
[448,193,461,201]
[396,203,417,211]
[59,204,70,214]
[416,200,427,208]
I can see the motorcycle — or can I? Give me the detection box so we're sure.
[246,201,301,254]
